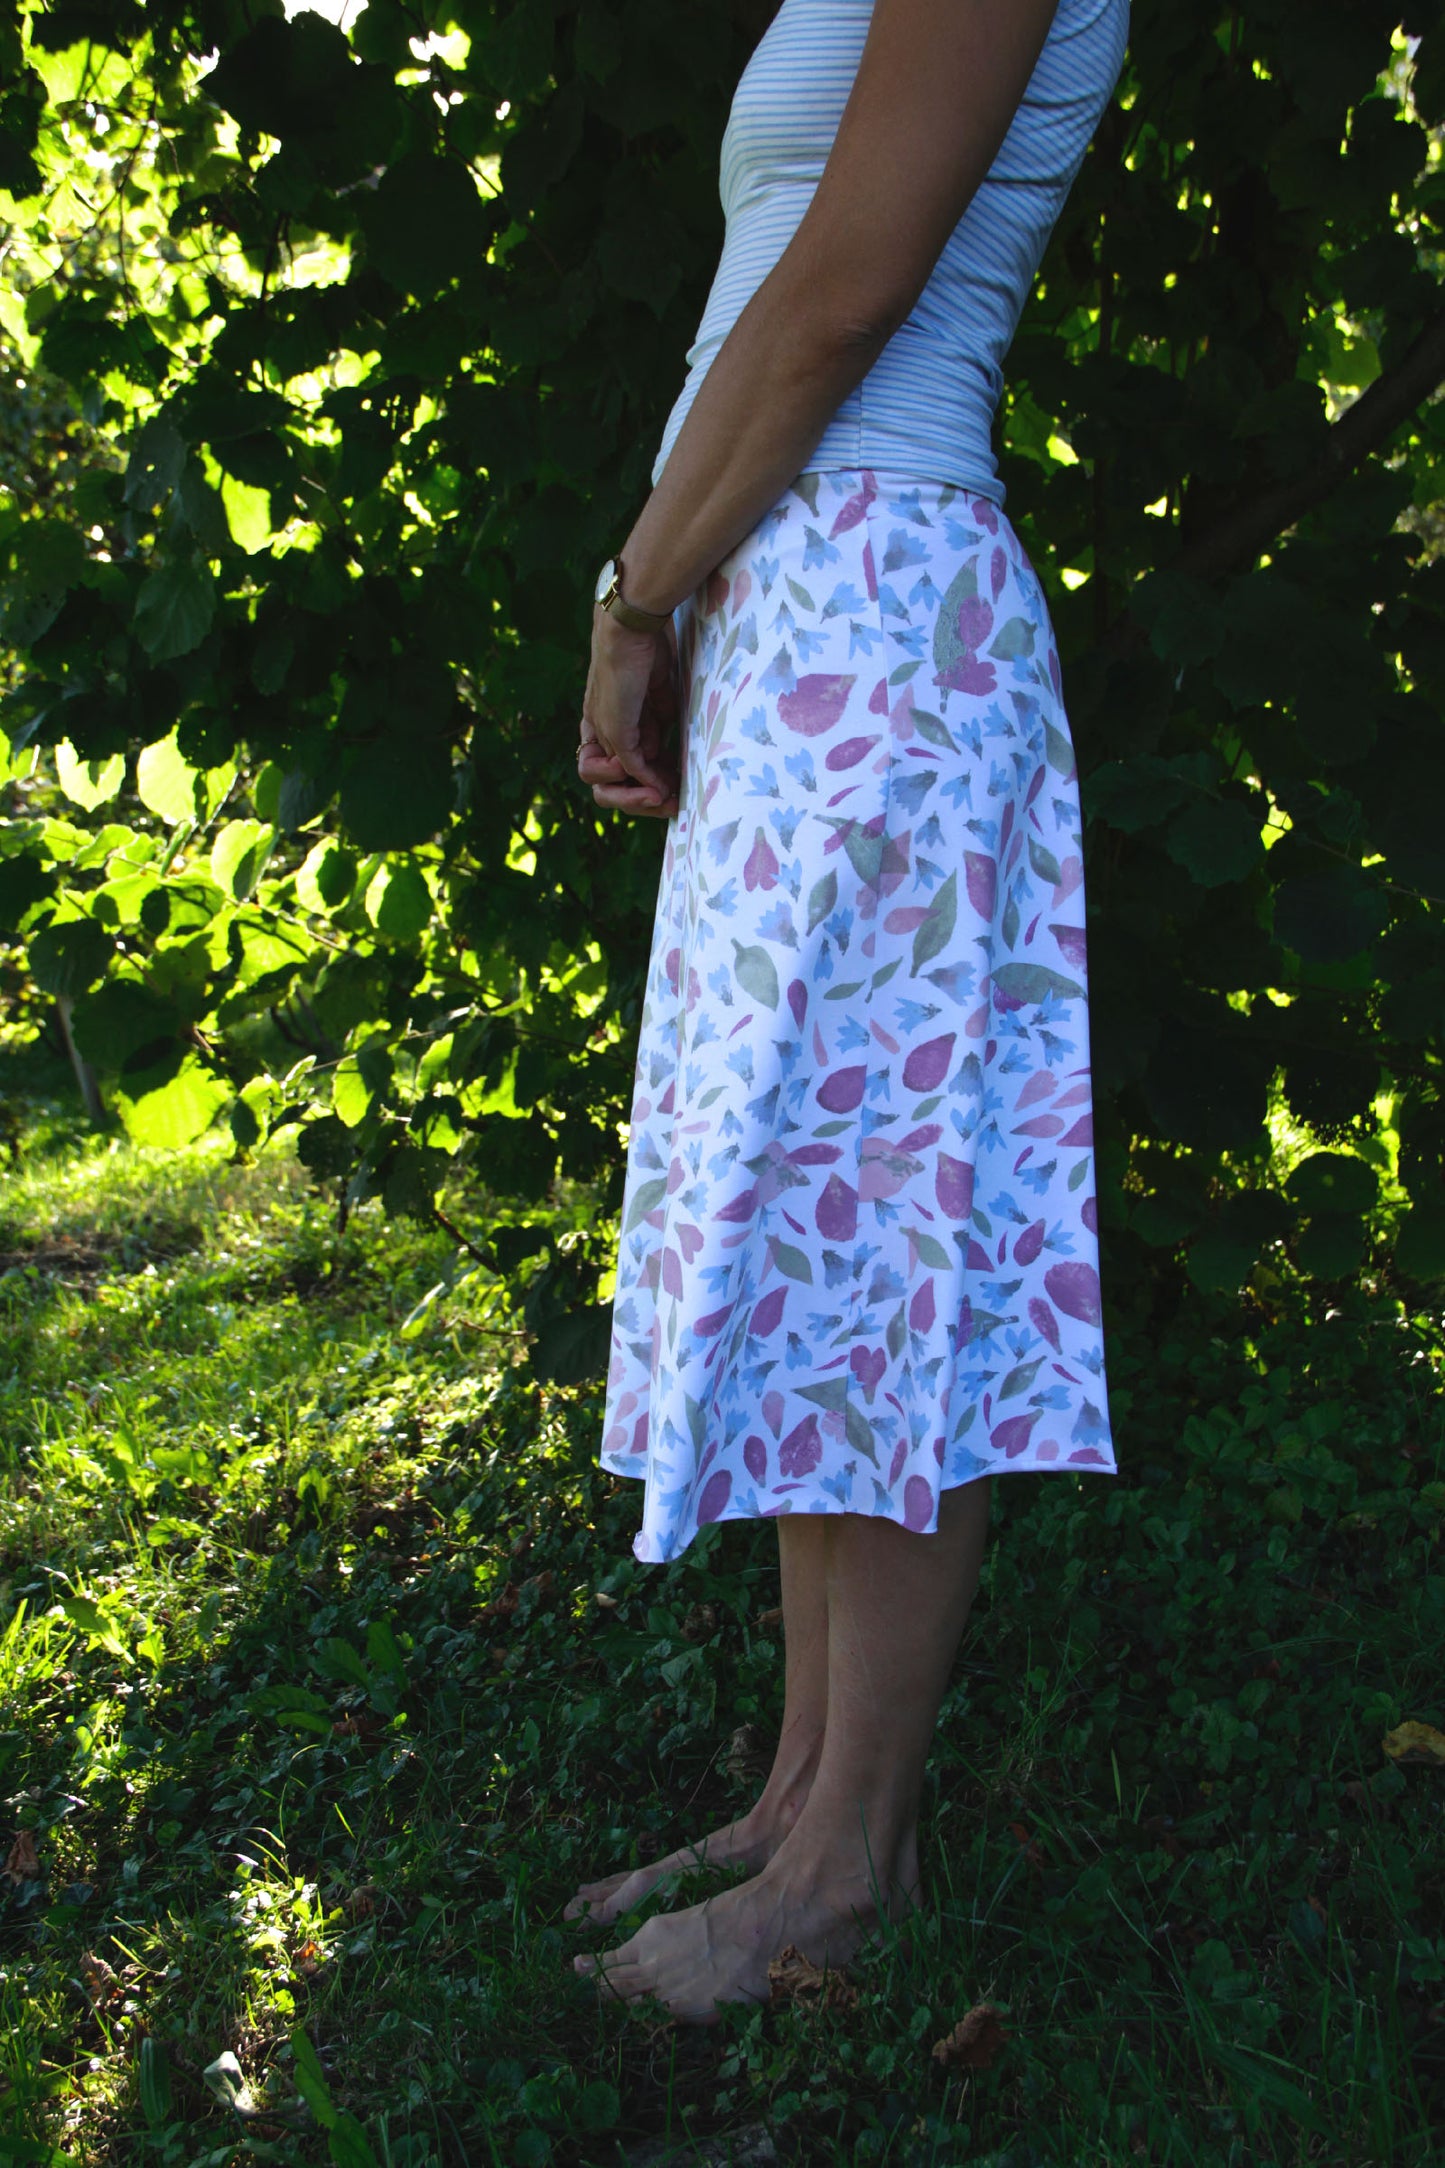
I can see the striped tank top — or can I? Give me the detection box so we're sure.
[652,0,1129,504]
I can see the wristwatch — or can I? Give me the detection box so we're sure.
[594,556,671,635]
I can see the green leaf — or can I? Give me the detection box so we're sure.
[1285,1151,1378,1215]
[29,917,113,997]
[1274,873,1387,963]
[135,735,236,826]
[1164,799,1264,887]
[1393,1203,1445,1281]
[339,740,453,852]
[114,1058,230,1149]
[289,2029,337,2132]
[54,741,124,811]
[365,860,432,943]
[329,2113,382,2168]
[295,839,356,912]
[133,560,216,662]
[210,819,274,900]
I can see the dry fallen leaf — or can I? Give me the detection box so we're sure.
[346,1884,380,1918]
[931,2003,1009,2071]
[1382,1721,1445,1766]
[754,1606,784,1631]
[4,1830,39,1883]
[1007,1820,1045,1869]
[80,1952,120,2008]
[767,1943,859,2012]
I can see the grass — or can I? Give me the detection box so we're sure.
[0,1041,1442,2167]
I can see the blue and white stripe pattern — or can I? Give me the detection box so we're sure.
[651,0,1129,504]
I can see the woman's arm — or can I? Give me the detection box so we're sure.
[582,0,1061,815]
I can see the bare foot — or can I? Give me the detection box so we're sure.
[572,1827,919,2023]
[564,1806,785,1927]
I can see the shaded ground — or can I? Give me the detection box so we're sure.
[0,1050,1442,2166]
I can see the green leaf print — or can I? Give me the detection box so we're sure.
[794,473,821,516]
[844,1403,880,1464]
[932,558,980,682]
[1028,836,1063,885]
[732,939,780,1008]
[911,870,957,972]
[904,1226,952,1269]
[625,1174,668,1230]
[910,708,958,751]
[888,659,922,684]
[787,575,815,613]
[886,1304,907,1359]
[771,1239,813,1283]
[1044,718,1075,776]
[842,824,886,887]
[989,615,1036,659]
[796,1376,848,1411]
[992,961,1085,1005]
[807,869,838,933]
[684,1395,707,1450]
[997,1354,1047,1400]
[1001,892,1020,950]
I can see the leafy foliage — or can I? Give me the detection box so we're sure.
[0,0,1442,1347]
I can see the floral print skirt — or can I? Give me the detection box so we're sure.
[601,467,1117,1564]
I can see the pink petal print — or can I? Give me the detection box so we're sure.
[817,1065,867,1113]
[1012,1114,1065,1138]
[898,1123,943,1151]
[716,1185,759,1223]
[1051,858,1084,905]
[991,1411,1041,1459]
[777,672,857,737]
[888,1438,908,1488]
[1013,1219,1046,1265]
[957,595,994,649]
[1082,1195,1098,1233]
[750,1285,787,1338]
[743,1434,768,1483]
[664,946,681,994]
[1059,1115,1093,1147]
[991,544,1008,600]
[787,979,808,1028]
[863,540,879,602]
[696,1469,732,1523]
[733,569,752,611]
[826,735,880,771]
[743,826,779,892]
[779,1414,823,1478]
[903,1474,934,1530]
[1016,1069,1057,1109]
[662,1248,684,1297]
[695,1304,734,1338]
[1028,1296,1061,1352]
[936,654,997,697]
[762,1388,786,1438]
[964,851,997,921]
[828,472,877,537]
[965,1239,993,1272]
[909,1277,936,1332]
[849,1344,887,1397]
[1050,923,1088,971]
[868,674,889,713]
[935,1151,975,1222]
[1043,1260,1102,1327]
[815,1172,859,1242]
[902,1033,955,1093]
[677,1222,703,1261]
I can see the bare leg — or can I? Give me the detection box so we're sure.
[575,1476,992,2019]
[565,1515,829,1924]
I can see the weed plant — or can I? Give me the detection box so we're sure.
[0,1045,1442,2167]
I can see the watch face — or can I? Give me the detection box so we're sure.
[594,558,616,605]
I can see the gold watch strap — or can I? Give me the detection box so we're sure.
[602,560,671,635]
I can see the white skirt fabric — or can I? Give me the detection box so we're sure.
[601,468,1117,1563]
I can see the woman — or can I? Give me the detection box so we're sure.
[572,0,1126,2023]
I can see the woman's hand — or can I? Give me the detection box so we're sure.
[578,608,682,820]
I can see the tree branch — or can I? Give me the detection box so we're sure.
[1166,302,1445,588]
